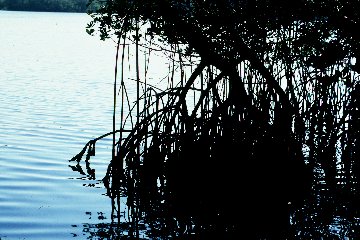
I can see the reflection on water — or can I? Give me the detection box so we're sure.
[69,153,153,239]
[69,160,96,180]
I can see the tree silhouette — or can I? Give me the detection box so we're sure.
[72,0,360,238]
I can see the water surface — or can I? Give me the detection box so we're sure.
[0,10,121,239]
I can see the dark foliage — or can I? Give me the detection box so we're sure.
[72,0,360,238]
[0,0,90,12]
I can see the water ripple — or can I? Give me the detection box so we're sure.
[0,10,118,240]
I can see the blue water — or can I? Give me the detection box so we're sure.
[0,10,122,239]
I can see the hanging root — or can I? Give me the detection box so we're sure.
[70,130,122,163]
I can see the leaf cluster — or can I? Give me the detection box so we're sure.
[87,0,360,68]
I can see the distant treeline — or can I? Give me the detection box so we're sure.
[0,0,96,13]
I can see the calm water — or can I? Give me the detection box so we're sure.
[0,10,122,239]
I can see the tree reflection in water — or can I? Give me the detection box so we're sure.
[69,155,148,239]
[69,155,360,239]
